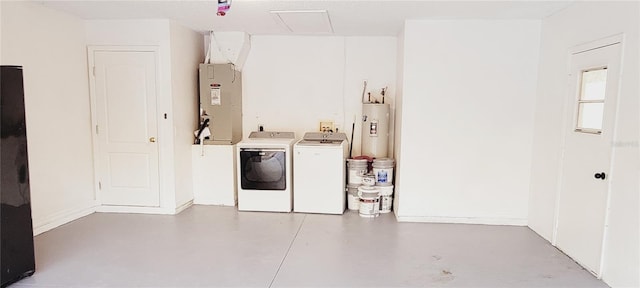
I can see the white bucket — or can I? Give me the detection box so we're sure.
[373,158,395,185]
[347,159,368,185]
[346,184,360,211]
[377,185,394,196]
[377,185,393,213]
[358,186,380,218]
[380,195,393,213]
[361,174,376,186]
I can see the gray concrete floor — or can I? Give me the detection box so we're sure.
[13,205,607,287]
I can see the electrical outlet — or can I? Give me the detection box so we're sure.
[319,121,334,132]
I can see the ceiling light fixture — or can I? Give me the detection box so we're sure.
[217,0,231,16]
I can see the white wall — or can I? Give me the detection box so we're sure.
[1,1,96,234]
[243,36,343,138]
[396,20,541,225]
[169,21,203,208]
[528,2,639,287]
[242,36,396,156]
[393,27,406,216]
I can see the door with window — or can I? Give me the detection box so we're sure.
[90,48,160,207]
[555,39,622,276]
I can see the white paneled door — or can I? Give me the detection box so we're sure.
[91,49,160,207]
[556,40,622,276]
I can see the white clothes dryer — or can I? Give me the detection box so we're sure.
[236,131,296,212]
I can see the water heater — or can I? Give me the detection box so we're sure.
[361,103,390,158]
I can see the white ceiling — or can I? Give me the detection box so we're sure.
[35,0,574,36]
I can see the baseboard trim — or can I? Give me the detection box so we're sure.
[95,202,196,215]
[33,205,97,236]
[192,200,236,206]
[175,200,194,214]
[95,205,176,214]
[395,215,527,226]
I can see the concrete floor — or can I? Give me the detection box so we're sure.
[13,205,607,287]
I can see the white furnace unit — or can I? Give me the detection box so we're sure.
[198,63,242,144]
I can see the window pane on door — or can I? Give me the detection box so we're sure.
[575,67,607,133]
[577,102,605,130]
[580,68,608,100]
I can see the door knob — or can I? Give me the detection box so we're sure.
[150,137,156,143]
[594,172,606,180]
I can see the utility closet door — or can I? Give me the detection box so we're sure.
[92,50,160,207]
[556,40,622,276]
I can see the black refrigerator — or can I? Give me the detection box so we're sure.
[0,66,36,287]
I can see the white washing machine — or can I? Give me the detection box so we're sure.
[237,131,296,212]
[293,132,348,214]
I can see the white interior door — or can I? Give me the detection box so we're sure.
[556,40,622,276]
[92,50,160,207]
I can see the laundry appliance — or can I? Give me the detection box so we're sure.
[293,132,348,214]
[236,131,296,212]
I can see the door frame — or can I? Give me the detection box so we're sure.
[552,34,625,278]
[87,45,162,208]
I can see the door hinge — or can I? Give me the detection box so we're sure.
[95,125,99,134]
[98,181,102,190]
[92,66,96,76]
